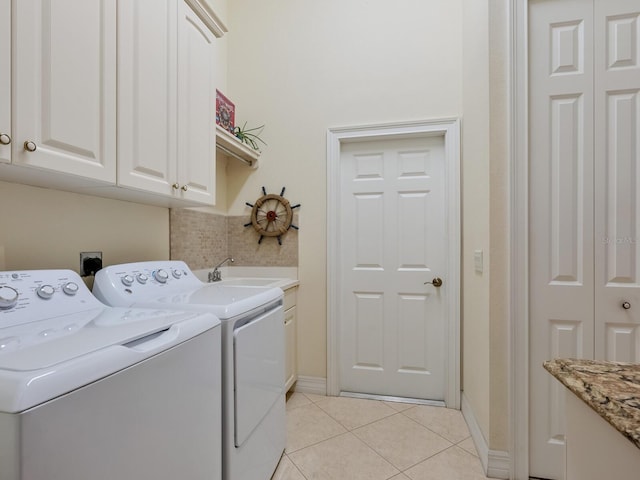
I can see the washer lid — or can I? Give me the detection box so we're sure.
[0,307,219,413]
[150,285,283,319]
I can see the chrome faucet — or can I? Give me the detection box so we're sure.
[208,257,234,282]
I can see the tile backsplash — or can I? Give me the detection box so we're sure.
[170,209,298,270]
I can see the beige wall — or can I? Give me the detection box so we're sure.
[460,0,511,453]
[487,0,510,453]
[462,0,491,440]
[226,0,463,377]
[459,0,511,453]
[0,181,169,276]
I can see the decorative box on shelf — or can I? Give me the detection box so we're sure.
[215,89,235,134]
[215,125,260,168]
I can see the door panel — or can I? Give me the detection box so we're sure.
[595,0,640,363]
[13,0,116,182]
[529,1,595,478]
[339,136,447,401]
[233,306,285,447]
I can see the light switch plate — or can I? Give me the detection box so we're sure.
[474,249,483,274]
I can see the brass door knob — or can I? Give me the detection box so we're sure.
[0,133,11,145]
[424,277,443,287]
[24,140,37,152]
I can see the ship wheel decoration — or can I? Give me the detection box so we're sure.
[244,187,300,245]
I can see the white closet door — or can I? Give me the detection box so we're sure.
[594,0,640,362]
[529,1,595,478]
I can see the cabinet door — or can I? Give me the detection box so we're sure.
[118,0,178,196]
[177,1,216,205]
[13,0,116,182]
[0,0,10,164]
[284,306,297,392]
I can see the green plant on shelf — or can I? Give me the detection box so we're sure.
[234,122,267,151]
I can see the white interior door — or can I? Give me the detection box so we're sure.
[529,1,640,478]
[338,135,448,401]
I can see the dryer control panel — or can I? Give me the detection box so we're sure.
[93,261,204,307]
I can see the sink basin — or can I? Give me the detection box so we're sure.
[218,278,282,287]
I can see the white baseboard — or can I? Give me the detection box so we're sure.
[461,393,510,479]
[293,376,327,396]
[487,450,510,479]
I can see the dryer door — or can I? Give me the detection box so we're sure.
[233,304,285,447]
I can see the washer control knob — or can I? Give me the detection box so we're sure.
[136,273,149,284]
[121,275,134,287]
[0,286,19,309]
[62,282,79,296]
[172,269,182,279]
[36,284,55,300]
[153,269,169,283]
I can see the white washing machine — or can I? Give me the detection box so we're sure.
[0,269,221,480]
[93,260,286,480]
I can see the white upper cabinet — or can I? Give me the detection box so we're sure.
[12,0,117,183]
[0,0,10,165]
[118,0,216,205]
[1,0,218,207]
[177,0,216,204]
[118,0,179,197]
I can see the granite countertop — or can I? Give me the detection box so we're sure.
[544,358,640,450]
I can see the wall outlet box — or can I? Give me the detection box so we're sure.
[80,251,103,276]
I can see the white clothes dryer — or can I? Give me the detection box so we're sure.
[93,260,285,480]
[0,269,221,480]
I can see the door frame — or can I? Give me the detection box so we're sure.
[326,118,461,409]
[509,1,531,479]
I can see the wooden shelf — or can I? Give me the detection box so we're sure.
[215,125,260,168]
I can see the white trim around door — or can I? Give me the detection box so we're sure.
[509,1,530,479]
[326,118,461,409]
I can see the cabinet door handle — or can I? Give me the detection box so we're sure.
[172,183,180,190]
[181,185,188,192]
[24,140,37,152]
[0,133,11,145]
[622,301,631,310]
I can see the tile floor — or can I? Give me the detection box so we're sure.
[272,392,491,480]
